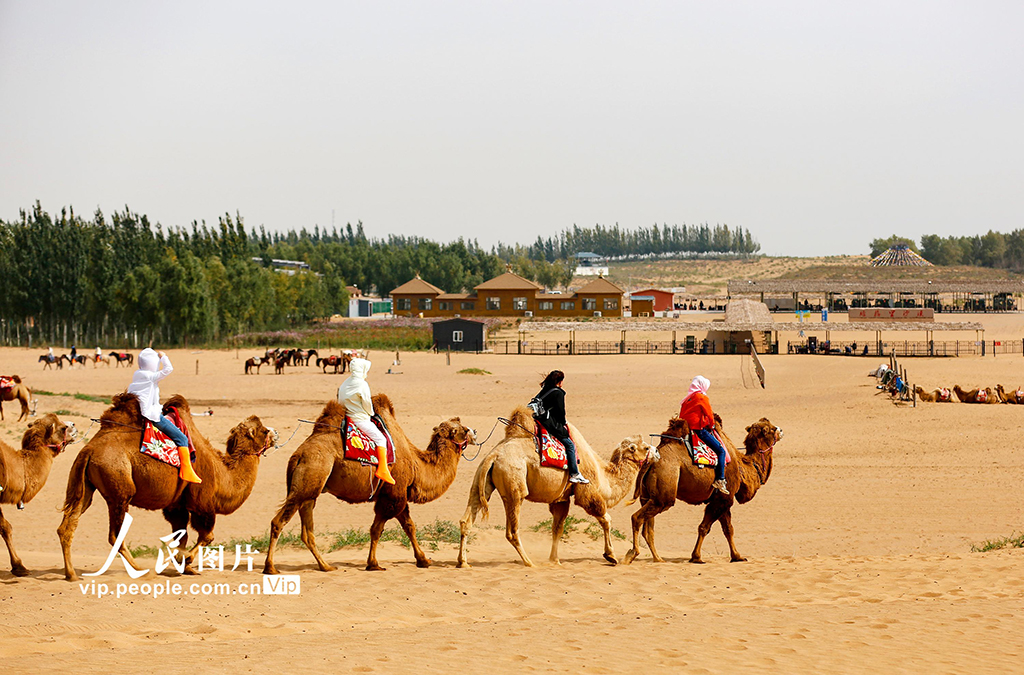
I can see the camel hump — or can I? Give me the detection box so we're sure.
[101,393,143,427]
[504,407,535,439]
[164,394,191,414]
[372,393,395,417]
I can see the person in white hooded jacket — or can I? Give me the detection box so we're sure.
[337,357,394,484]
[126,348,202,483]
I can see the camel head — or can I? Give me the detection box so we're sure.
[610,434,660,467]
[431,417,477,456]
[24,413,78,455]
[227,416,278,457]
[743,418,782,456]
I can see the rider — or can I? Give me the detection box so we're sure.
[47,346,54,362]
[70,345,77,362]
[338,357,395,485]
[534,370,589,484]
[679,375,729,495]
[95,346,103,360]
[127,348,202,483]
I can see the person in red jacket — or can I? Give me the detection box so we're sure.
[678,375,729,495]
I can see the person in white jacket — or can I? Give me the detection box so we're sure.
[126,348,201,483]
[337,357,394,484]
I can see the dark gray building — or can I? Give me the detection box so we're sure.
[433,318,487,352]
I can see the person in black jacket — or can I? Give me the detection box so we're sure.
[533,370,589,484]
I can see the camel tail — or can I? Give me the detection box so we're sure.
[463,451,497,525]
[62,452,90,515]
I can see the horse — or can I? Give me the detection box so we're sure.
[39,354,61,370]
[109,351,134,367]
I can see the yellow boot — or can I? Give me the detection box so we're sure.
[374,446,395,484]
[177,446,202,483]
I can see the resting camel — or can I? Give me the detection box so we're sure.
[623,415,782,565]
[914,386,958,403]
[1,414,77,575]
[58,393,276,581]
[456,407,658,568]
[0,376,34,422]
[263,395,475,573]
[996,385,1024,404]
[109,351,134,367]
[953,385,1000,404]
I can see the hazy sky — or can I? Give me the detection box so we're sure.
[1,1,1021,256]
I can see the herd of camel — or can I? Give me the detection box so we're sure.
[915,384,1024,404]
[244,348,365,375]
[0,389,782,580]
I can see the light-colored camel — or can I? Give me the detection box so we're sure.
[953,385,1000,404]
[623,415,782,565]
[263,395,475,573]
[995,385,1024,404]
[0,375,34,422]
[914,386,958,403]
[456,407,658,568]
[0,414,77,575]
[58,393,276,581]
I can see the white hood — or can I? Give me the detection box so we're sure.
[138,348,160,372]
[338,358,374,422]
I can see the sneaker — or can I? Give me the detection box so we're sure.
[569,473,590,485]
[711,479,729,495]
[17,501,25,510]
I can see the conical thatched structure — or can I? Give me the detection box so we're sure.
[870,244,932,267]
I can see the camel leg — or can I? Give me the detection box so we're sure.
[592,508,618,566]
[548,501,570,565]
[162,505,192,570]
[366,501,401,572]
[263,496,305,575]
[58,483,95,581]
[642,515,665,563]
[395,504,432,568]
[624,499,670,564]
[298,500,335,572]
[502,494,534,567]
[718,508,745,562]
[0,505,28,577]
[107,501,145,573]
[183,512,216,575]
[690,498,729,564]
[456,502,478,569]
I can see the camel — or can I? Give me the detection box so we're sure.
[996,385,1024,404]
[57,393,276,581]
[109,351,134,367]
[263,395,475,574]
[1,414,77,575]
[456,407,659,568]
[0,376,34,422]
[622,414,782,565]
[914,386,958,403]
[244,356,269,374]
[953,385,1000,404]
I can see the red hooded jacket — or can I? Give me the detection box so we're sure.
[678,392,715,431]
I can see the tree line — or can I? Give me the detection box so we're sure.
[0,203,761,347]
[869,232,1024,271]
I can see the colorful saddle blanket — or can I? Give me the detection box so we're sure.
[0,376,13,393]
[139,408,195,468]
[976,389,989,403]
[535,424,569,470]
[343,416,396,466]
[685,430,731,468]
[938,388,952,402]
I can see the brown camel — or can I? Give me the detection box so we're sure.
[622,415,782,565]
[456,407,658,568]
[995,385,1024,404]
[263,395,475,574]
[1,414,77,576]
[0,376,34,422]
[914,386,958,403]
[953,385,1000,404]
[58,393,276,581]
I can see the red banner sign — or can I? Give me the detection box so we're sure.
[849,308,934,321]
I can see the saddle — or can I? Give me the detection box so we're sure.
[535,424,569,470]
[1016,389,1024,404]
[976,389,989,403]
[685,429,731,468]
[343,415,396,466]
[139,407,195,468]
[938,388,951,402]
[0,376,13,393]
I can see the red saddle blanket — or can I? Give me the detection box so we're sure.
[976,389,989,403]
[139,408,195,468]
[0,376,13,393]
[535,425,570,470]
[686,430,731,468]
[344,416,396,466]
[938,388,952,402]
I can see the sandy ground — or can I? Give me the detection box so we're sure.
[1,325,1024,673]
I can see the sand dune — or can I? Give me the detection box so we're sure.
[2,338,1023,672]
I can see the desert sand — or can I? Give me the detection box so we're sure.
[2,317,1023,673]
